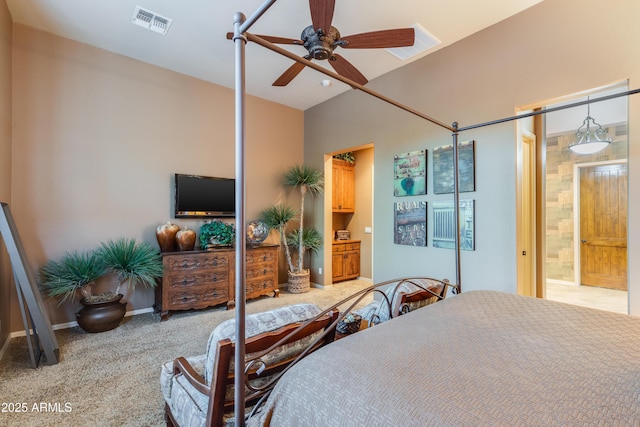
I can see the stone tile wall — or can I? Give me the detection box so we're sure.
[545,124,628,282]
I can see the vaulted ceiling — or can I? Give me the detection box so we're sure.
[6,0,543,110]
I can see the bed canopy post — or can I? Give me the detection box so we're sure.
[232,3,280,425]
[452,122,462,293]
[232,11,248,426]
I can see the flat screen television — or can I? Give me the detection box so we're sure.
[174,173,235,218]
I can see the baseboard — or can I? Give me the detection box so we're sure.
[7,306,155,339]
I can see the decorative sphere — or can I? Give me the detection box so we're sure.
[246,220,269,244]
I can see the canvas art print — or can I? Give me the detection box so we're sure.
[393,150,427,196]
[394,201,427,246]
[433,140,475,194]
[433,199,475,250]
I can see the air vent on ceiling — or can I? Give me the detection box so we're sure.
[385,23,440,61]
[132,6,172,35]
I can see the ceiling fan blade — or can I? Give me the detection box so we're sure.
[309,0,335,35]
[329,54,368,86]
[273,58,310,87]
[255,35,304,45]
[340,28,415,49]
[226,32,302,45]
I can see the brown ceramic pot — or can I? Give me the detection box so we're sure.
[76,294,127,333]
[156,221,180,252]
[176,227,196,251]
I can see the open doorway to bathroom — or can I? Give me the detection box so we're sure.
[543,83,628,314]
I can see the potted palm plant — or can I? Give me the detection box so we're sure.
[261,164,323,293]
[40,237,163,333]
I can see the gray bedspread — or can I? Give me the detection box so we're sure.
[247,290,640,426]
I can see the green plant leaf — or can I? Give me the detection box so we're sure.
[95,238,163,291]
[39,250,106,304]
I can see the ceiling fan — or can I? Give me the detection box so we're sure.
[227,0,415,87]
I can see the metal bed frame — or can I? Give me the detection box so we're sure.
[228,1,640,423]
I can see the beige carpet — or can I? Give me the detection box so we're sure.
[0,279,371,427]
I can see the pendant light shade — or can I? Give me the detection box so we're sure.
[568,99,612,155]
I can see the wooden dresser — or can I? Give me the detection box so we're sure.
[155,245,279,320]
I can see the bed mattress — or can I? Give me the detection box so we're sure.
[248,290,640,426]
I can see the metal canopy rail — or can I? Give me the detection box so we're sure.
[231,1,639,424]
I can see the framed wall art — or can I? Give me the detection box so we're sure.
[393,149,426,196]
[432,199,475,250]
[433,140,475,194]
[394,201,427,246]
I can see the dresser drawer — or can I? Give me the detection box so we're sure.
[332,243,346,252]
[164,253,230,272]
[246,263,277,280]
[246,277,278,295]
[164,270,230,290]
[345,243,360,251]
[166,286,229,310]
[246,249,277,265]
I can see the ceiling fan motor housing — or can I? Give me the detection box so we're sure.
[302,25,340,60]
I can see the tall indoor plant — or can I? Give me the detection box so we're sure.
[261,164,323,293]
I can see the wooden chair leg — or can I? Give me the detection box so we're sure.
[165,403,177,427]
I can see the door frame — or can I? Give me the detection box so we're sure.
[573,159,628,286]
[516,129,536,297]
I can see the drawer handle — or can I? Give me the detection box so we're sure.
[263,268,267,275]
[212,260,218,267]
[262,255,267,261]
[211,275,218,282]
[181,295,188,302]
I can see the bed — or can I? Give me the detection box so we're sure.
[246,290,640,426]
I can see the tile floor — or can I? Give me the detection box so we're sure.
[545,281,628,314]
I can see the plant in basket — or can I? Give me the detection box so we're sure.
[260,164,323,293]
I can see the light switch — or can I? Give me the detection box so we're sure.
[364,227,372,234]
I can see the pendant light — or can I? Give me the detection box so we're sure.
[568,97,612,154]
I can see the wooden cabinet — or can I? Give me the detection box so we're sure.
[332,159,355,213]
[332,240,360,283]
[155,245,279,320]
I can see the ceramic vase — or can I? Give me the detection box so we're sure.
[156,221,180,252]
[176,227,196,251]
[75,294,127,333]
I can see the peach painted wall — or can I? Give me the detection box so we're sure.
[9,24,303,329]
[0,0,12,344]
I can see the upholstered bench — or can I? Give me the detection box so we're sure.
[160,303,338,427]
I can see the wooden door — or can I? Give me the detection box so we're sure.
[344,250,360,279]
[579,163,627,290]
[332,250,345,281]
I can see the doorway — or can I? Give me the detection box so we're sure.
[541,85,629,313]
[323,145,374,286]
